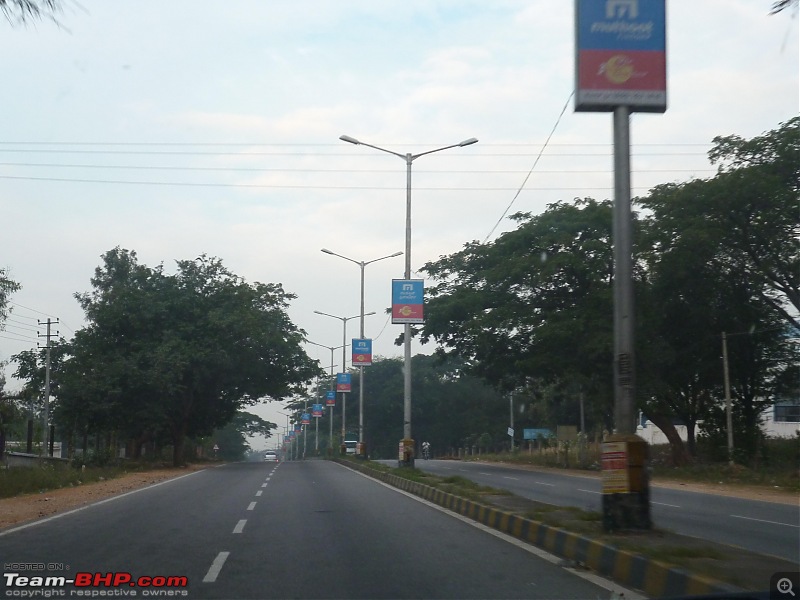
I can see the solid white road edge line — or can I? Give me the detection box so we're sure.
[337,462,644,600]
[0,469,205,537]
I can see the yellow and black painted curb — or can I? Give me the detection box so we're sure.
[338,459,741,598]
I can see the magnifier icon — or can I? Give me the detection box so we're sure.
[778,578,796,597]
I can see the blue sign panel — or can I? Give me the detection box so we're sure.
[392,279,424,324]
[575,0,667,112]
[524,428,555,441]
[325,390,336,406]
[352,338,372,367]
[577,0,665,50]
[336,372,352,392]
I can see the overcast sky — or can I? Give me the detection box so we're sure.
[1,1,797,446]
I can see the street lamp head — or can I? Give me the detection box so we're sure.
[459,137,479,147]
[389,251,403,258]
[320,248,334,255]
[339,135,360,145]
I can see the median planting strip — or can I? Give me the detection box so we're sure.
[336,458,773,598]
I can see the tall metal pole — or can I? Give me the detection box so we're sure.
[403,155,413,448]
[330,348,335,452]
[358,263,366,449]
[38,318,58,457]
[338,135,478,467]
[341,324,347,445]
[602,105,650,531]
[722,332,734,465]
[320,249,400,456]
[613,105,635,435]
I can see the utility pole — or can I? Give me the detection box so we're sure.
[38,318,58,457]
[722,332,734,465]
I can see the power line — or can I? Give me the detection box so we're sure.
[0,174,675,193]
[483,90,575,244]
[0,162,715,175]
[8,302,57,319]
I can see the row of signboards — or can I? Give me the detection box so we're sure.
[306,279,425,405]
[331,278,427,372]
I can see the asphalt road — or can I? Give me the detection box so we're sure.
[0,460,625,600]
[405,459,800,563]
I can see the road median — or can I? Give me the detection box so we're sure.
[336,457,794,598]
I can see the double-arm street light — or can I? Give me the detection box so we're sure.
[314,309,376,448]
[321,248,402,452]
[339,134,478,465]
[306,339,345,451]
[277,410,296,460]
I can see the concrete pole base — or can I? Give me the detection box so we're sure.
[601,434,652,531]
[398,438,415,468]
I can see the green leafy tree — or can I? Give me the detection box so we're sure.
[1,0,62,24]
[0,268,21,331]
[637,118,798,462]
[706,117,799,329]
[207,411,277,461]
[420,199,618,433]
[57,248,320,465]
[355,354,509,458]
[770,0,799,14]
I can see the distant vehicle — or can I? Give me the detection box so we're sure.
[344,439,358,455]
[264,450,279,462]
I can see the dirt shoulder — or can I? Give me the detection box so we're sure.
[0,464,208,531]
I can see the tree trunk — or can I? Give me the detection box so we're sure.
[172,421,188,467]
[648,413,693,466]
[686,421,697,457]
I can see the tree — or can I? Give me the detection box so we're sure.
[1,0,62,24]
[637,119,798,462]
[355,354,508,458]
[770,0,799,14]
[0,268,21,331]
[57,248,320,466]
[420,199,619,433]
[707,117,799,329]
[207,411,277,461]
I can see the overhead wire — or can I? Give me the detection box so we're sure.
[483,90,575,244]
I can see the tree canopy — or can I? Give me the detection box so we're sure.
[18,248,320,465]
[417,118,797,463]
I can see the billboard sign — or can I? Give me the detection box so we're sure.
[601,441,630,493]
[325,390,336,406]
[352,338,373,367]
[575,0,666,112]
[392,279,424,324]
[312,404,323,418]
[336,372,351,392]
[301,412,310,425]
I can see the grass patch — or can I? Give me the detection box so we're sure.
[0,464,123,499]
[0,459,187,499]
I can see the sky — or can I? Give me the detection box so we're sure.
[1,0,798,449]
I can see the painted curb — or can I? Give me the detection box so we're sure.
[339,460,742,598]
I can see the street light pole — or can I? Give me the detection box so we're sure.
[339,134,478,466]
[306,340,344,452]
[321,248,402,454]
[314,310,375,451]
[277,411,291,460]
